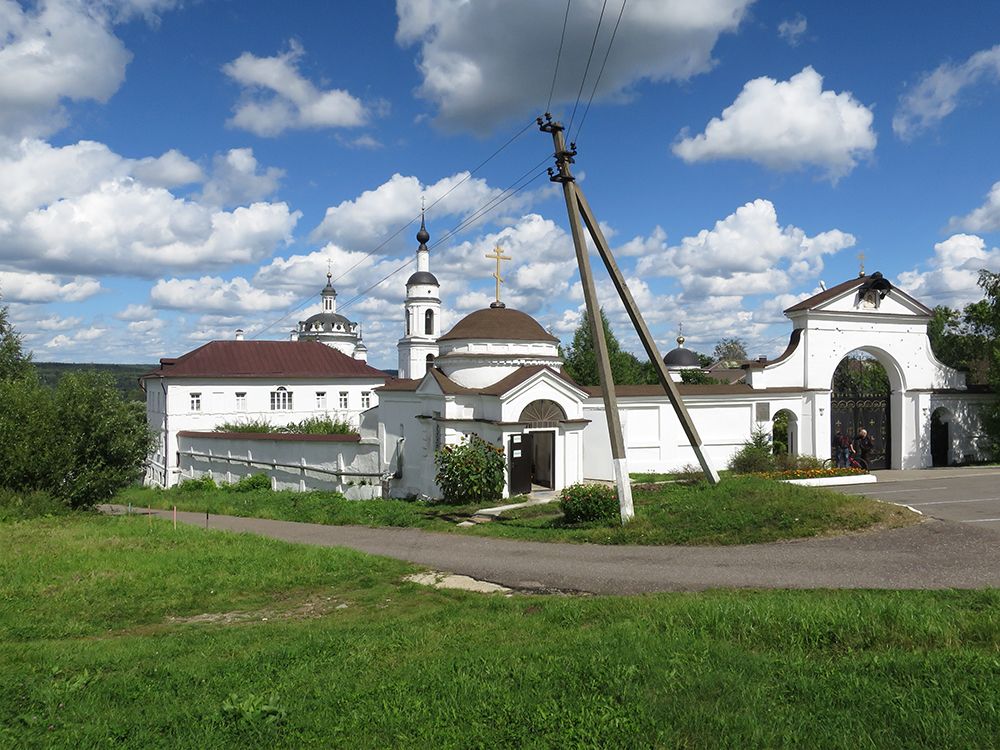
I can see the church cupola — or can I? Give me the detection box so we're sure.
[321,271,337,312]
[397,211,441,379]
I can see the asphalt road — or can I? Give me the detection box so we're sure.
[834,467,1000,534]
[104,480,1000,594]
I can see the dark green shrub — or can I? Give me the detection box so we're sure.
[177,475,217,492]
[559,483,619,524]
[215,419,275,433]
[0,489,68,522]
[224,474,272,493]
[434,434,505,504]
[283,416,354,435]
[728,426,777,474]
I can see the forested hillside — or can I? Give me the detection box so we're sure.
[33,363,153,401]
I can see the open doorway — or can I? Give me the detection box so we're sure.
[931,407,951,466]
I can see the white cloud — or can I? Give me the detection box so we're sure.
[396,0,751,131]
[673,67,876,180]
[133,149,204,188]
[115,303,154,321]
[949,180,1000,234]
[0,0,135,138]
[635,199,855,302]
[11,181,299,276]
[777,14,807,46]
[45,326,107,348]
[893,44,1000,141]
[0,139,296,276]
[310,171,537,248]
[223,40,368,137]
[151,276,298,314]
[896,234,1000,307]
[200,148,283,208]
[0,269,101,303]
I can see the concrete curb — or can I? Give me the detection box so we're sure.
[784,474,877,487]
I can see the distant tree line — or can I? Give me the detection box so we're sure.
[0,301,153,509]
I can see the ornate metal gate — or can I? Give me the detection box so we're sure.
[830,393,891,469]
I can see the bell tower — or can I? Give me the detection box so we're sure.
[397,212,441,379]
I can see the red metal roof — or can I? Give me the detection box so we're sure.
[141,340,389,380]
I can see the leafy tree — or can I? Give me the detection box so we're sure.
[975,270,1000,456]
[563,308,655,386]
[832,353,890,395]
[928,303,992,376]
[0,306,153,508]
[0,301,32,381]
[679,369,722,385]
[712,337,748,364]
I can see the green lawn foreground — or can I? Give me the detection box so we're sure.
[1,513,998,749]
[117,475,917,546]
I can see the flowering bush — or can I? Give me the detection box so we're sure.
[559,483,619,524]
[753,467,866,481]
[434,434,505,504]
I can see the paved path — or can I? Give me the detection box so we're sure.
[104,500,1000,595]
[834,467,1000,533]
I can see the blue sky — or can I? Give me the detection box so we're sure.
[2,0,999,367]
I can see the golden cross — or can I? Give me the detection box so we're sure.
[858,251,865,277]
[485,244,512,303]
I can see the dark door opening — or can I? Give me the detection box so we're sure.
[531,431,555,489]
[931,413,949,467]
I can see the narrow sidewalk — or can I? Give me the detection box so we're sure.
[101,504,1000,594]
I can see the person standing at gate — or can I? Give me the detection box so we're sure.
[855,428,874,467]
[832,430,853,468]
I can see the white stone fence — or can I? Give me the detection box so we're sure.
[176,431,383,500]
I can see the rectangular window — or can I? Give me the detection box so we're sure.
[190,392,201,411]
[361,391,371,409]
[338,391,349,409]
[316,391,327,410]
[235,392,247,411]
[270,388,292,411]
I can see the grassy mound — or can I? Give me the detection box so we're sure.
[0,514,997,748]
[119,475,916,546]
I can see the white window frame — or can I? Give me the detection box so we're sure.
[270,387,293,411]
[235,392,247,411]
[190,392,201,412]
[338,391,349,409]
[316,391,327,410]
[361,391,371,409]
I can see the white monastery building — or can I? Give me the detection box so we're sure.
[143,215,993,496]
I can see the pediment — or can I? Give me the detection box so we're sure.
[785,273,932,319]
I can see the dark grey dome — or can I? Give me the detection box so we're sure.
[663,347,702,367]
[407,270,439,286]
[300,312,354,332]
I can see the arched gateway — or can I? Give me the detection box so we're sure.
[744,272,971,469]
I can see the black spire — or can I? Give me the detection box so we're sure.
[416,211,430,247]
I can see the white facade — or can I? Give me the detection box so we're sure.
[583,273,993,476]
[145,376,385,488]
[397,216,441,379]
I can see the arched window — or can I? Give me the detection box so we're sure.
[426,353,435,368]
[425,309,434,335]
[519,399,566,427]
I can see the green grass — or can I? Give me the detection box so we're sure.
[2,514,999,748]
[118,475,916,546]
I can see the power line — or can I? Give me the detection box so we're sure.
[327,117,538,289]
[546,0,573,114]
[573,0,627,143]
[566,0,609,135]
[249,118,538,339]
[339,167,550,314]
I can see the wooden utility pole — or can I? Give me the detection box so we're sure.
[541,116,634,521]
[540,114,721,488]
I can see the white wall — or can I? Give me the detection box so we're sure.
[176,433,382,499]
[144,375,384,488]
[583,394,804,479]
